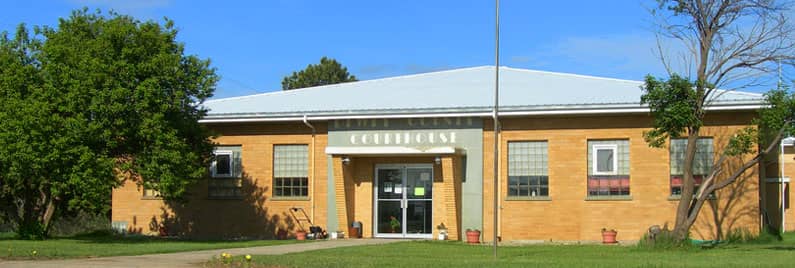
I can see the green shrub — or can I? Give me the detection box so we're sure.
[637,229,697,250]
[16,221,46,240]
[0,216,14,233]
[725,226,782,244]
[725,227,755,243]
[754,226,783,243]
[49,212,110,237]
[8,212,110,239]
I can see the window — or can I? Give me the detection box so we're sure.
[507,141,549,198]
[209,146,242,198]
[142,182,161,198]
[592,144,618,175]
[273,145,309,198]
[588,140,630,197]
[670,138,713,196]
[212,151,234,177]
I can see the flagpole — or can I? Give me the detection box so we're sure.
[492,0,500,260]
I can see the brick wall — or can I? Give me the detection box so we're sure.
[482,112,760,242]
[111,122,328,239]
[113,111,762,241]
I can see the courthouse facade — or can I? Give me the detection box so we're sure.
[112,66,792,242]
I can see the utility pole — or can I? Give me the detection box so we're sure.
[492,0,500,260]
[778,60,783,90]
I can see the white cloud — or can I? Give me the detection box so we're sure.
[515,32,784,92]
[517,33,673,81]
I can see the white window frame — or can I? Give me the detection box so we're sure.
[211,150,234,178]
[592,144,618,175]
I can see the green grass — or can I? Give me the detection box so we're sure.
[241,233,795,268]
[0,231,298,260]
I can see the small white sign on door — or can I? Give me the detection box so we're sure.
[384,182,393,193]
[394,184,403,194]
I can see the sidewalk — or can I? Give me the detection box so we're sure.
[0,239,401,268]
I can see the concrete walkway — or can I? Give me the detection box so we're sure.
[0,239,401,268]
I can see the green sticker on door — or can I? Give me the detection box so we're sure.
[414,187,425,196]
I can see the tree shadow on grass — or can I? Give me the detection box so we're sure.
[764,246,795,250]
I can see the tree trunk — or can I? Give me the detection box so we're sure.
[41,197,57,236]
[12,187,57,239]
[673,129,701,240]
[671,5,715,241]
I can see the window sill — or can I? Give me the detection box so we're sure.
[668,195,717,201]
[505,196,551,201]
[270,196,311,201]
[585,196,633,201]
[207,196,244,200]
[141,196,163,200]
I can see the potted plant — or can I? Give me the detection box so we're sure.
[601,228,618,244]
[295,230,308,240]
[465,229,481,244]
[389,216,401,233]
[437,223,448,240]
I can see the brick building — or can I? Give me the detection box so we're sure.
[111,66,792,242]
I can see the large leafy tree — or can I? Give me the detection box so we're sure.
[645,0,794,242]
[281,56,357,90]
[0,9,217,239]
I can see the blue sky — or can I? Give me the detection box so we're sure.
[1,0,790,99]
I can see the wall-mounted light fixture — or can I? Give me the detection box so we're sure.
[434,156,442,165]
[342,156,351,165]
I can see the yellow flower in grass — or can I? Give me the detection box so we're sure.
[31,250,37,256]
[245,254,252,261]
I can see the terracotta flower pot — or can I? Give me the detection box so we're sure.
[348,227,360,239]
[466,230,481,244]
[296,231,308,240]
[601,230,618,244]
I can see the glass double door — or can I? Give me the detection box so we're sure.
[374,164,433,238]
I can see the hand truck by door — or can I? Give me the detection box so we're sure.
[289,207,324,239]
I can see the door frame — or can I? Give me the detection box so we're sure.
[373,163,434,239]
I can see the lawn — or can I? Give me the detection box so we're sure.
[0,231,298,260]
[240,233,795,268]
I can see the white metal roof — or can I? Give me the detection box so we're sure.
[202,66,764,122]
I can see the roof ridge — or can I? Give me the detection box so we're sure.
[500,67,762,97]
[205,65,492,104]
[206,65,762,105]
[500,66,642,84]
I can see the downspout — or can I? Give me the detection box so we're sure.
[303,115,316,224]
[777,63,786,233]
[781,140,786,233]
